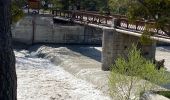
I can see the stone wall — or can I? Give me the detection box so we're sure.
[12,16,33,44]
[12,16,102,45]
[84,26,102,44]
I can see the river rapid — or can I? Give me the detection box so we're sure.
[15,47,111,100]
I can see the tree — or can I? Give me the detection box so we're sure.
[12,0,26,8]
[128,0,170,36]
[50,0,107,11]
[109,45,169,100]
[11,0,24,23]
[80,0,106,11]
[50,0,63,10]
[109,0,170,36]
[109,0,129,15]
[0,0,17,99]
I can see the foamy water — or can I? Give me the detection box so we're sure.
[15,50,111,100]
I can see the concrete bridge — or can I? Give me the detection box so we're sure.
[12,10,170,71]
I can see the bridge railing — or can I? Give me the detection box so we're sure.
[118,18,170,38]
[52,10,170,38]
[52,10,113,25]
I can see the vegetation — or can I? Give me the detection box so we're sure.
[11,0,24,23]
[109,0,129,15]
[50,0,108,11]
[128,0,170,36]
[109,45,170,100]
[80,0,107,11]
[50,0,63,10]
[12,0,26,7]
[50,0,170,35]
[109,0,170,36]
[157,91,170,98]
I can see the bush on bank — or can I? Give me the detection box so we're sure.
[109,45,170,100]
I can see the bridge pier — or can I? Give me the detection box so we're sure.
[102,28,156,71]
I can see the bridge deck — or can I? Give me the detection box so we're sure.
[25,9,170,43]
[52,10,170,43]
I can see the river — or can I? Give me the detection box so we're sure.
[15,49,111,100]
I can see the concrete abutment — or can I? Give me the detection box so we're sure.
[12,16,102,45]
[102,28,156,71]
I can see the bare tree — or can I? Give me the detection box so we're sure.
[0,0,17,99]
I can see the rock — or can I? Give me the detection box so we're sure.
[141,92,170,100]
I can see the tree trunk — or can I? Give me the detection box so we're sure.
[0,0,17,100]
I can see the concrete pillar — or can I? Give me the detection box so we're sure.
[102,28,156,71]
[102,28,114,71]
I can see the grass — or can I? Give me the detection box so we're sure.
[157,91,170,98]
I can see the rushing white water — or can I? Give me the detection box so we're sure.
[14,45,170,100]
[15,50,111,100]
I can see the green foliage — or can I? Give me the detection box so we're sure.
[13,0,26,8]
[128,0,170,33]
[109,0,129,15]
[11,1,24,23]
[140,25,155,45]
[109,45,170,100]
[80,0,107,11]
[50,0,63,10]
[81,0,97,11]
[157,91,170,98]
[109,0,170,36]
[51,0,107,11]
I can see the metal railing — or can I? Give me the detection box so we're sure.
[52,10,170,38]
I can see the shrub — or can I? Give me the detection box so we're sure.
[12,1,24,23]
[109,45,170,100]
[157,91,170,99]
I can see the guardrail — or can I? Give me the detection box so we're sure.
[52,10,113,25]
[52,10,170,38]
